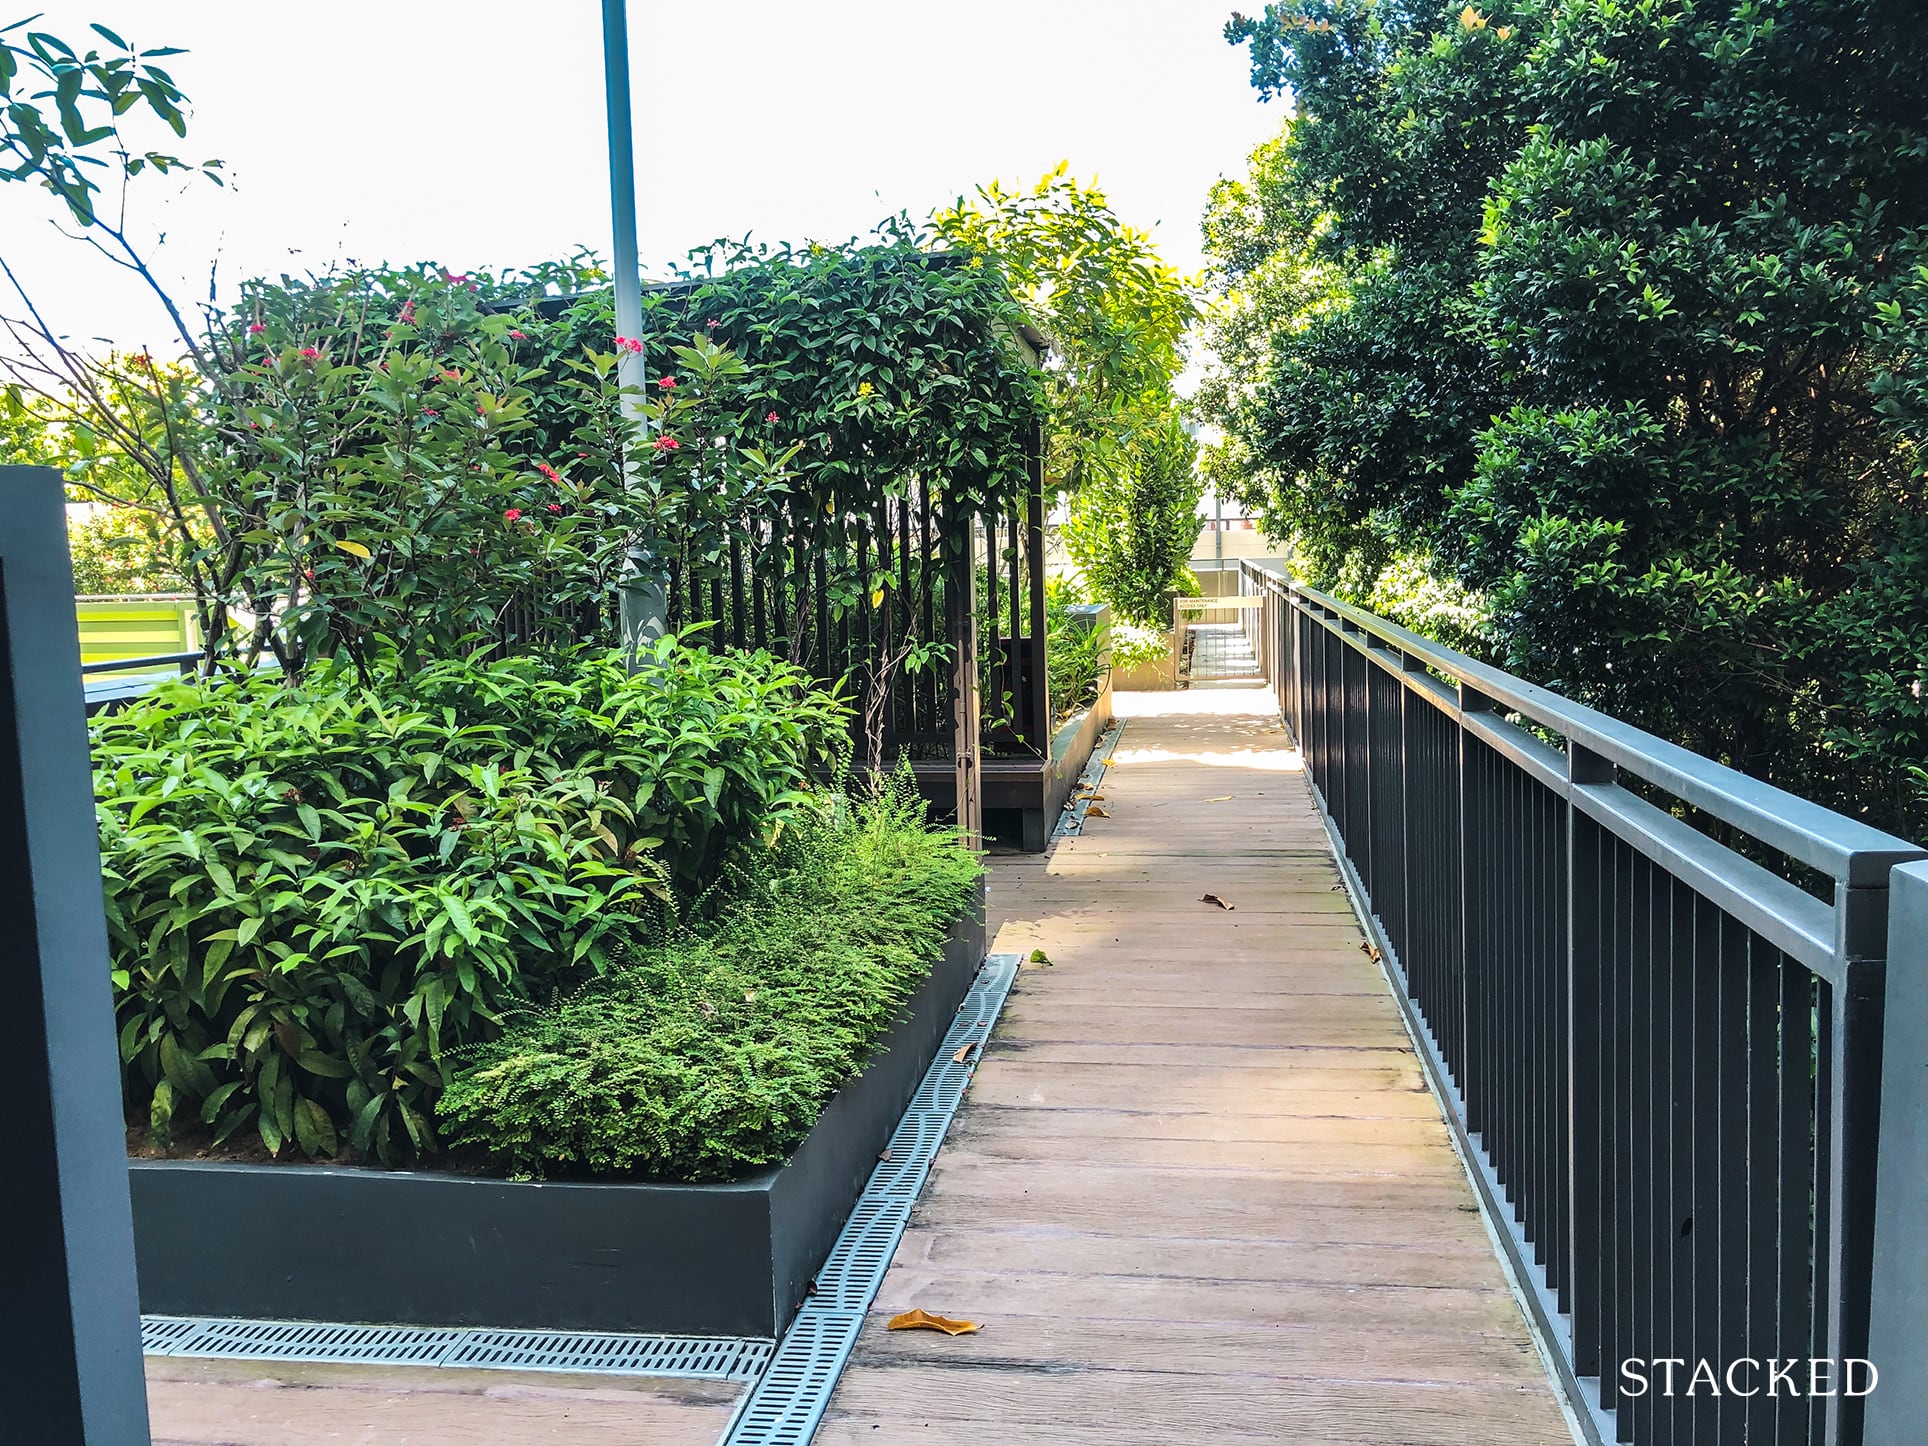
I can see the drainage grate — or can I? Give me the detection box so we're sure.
[141,1317,202,1355]
[1054,719,1124,838]
[725,1312,866,1446]
[159,1319,461,1366]
[724,953,1020,1445]
[441,1329,772,1377]
[143,1316,772,1380]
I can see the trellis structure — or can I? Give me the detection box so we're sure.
[659,418,1058,848]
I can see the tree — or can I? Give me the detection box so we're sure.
[935,166,1204,625]
[1209,0,1928,834]
[1062,411,1202,627]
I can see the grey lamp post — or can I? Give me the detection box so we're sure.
[602,0,667,660]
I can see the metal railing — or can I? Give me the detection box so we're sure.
[80,651,200,677]
[1237,558,1927,1446]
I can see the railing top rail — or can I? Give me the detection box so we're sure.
[79,651,200,676]
[1238,559,1924,887]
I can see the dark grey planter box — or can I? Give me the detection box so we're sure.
[129,882,985,1338]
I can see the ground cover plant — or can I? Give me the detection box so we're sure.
[99,638,845,1165]
[437,772,983,1180]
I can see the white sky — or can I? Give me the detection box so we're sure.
[2,1,1285,356]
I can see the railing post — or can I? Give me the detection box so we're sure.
[1865,860,1928,1445]
[1566,743,1613,1378]
[1457,683,1493,1140]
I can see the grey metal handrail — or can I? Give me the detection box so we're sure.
[1272,571,1917,888]
[80,651,200,676]
[1236,558,1926,1446]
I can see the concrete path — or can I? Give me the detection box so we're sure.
[814,686,1574,1444]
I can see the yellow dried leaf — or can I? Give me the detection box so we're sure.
[1201,893,1236,911]
[952,1039,979,1064]
[334,539,371,559]
[870,587,886,608]
[1086,804,1111,818]
[1204,795,1234,803]
[887,1308,979,1335]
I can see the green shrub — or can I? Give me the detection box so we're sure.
[1044,576,1104,723]
[436,778,983,1181]
[1109,621,1170,672]
[98,639,848,1164]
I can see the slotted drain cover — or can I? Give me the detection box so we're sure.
[442,1329,772,1377]
[726,1312,866,1446]
[143,1316,772,1380]
[141,1317,202,1355]
[723,953,1020,1444]
[1055,720,1124,837]
[166,1319,460,1365]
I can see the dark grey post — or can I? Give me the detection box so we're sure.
[1,466,152,1442]
[1866,859,1928,1445]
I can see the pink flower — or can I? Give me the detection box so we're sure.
[247,323,267,335]
[504,508,523,522]
[705,318,720,328]
[575,451,588,458]
[509,329,528,340]
[658,376,677,390]
[441,369,462,381]
[398,301,416,323]
[651,435,680,452]
[766,411,780,423]
[441,269,469,286]
[614,336,644,354]
[421,408,439,417]
[547,502,562,513]
[299,346,320,360]
[535,461,563,484]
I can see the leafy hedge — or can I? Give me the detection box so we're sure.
[99,640,846,1164]
[437,777,982,1180]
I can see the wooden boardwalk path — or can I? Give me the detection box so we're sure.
[815,686,1574,1444]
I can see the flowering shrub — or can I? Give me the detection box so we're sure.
[100,639,849,1164]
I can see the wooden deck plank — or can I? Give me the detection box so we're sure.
[820,686,1573,1444]
[144,1357,742,1446]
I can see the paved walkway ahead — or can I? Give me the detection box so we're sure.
[817,686,1574,1445]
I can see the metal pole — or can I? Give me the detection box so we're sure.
[2,467,153,1442]
[1865,859,1928,1444]
[602,0,666,658]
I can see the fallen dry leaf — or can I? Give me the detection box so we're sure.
[1201,893,1236,910]
[1086,804,1111,818]
[953,1040,979,1064]
[1204,795,1235,803]
[887,1309,980,1335]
